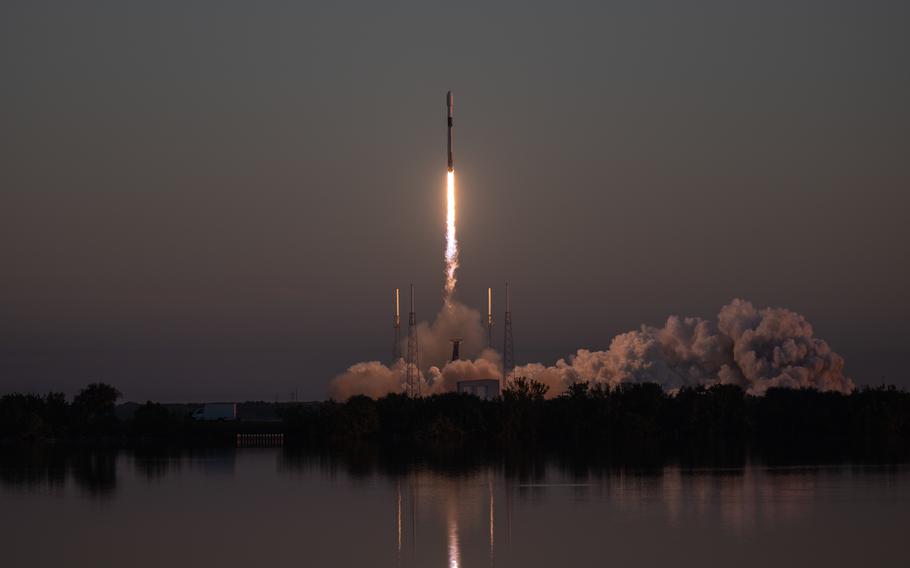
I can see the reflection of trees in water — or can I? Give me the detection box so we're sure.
[70,451,117,496]
[0,448,118,497]
[184,449,237,477]
[132,448,238,479]
[0,448,242,499]
[131,448,242,481]
[0,447,67,490]
[135,447,238,479]
[131,448,185,481]
[280,448,837,565]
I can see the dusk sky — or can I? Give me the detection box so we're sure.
[2,1,909,401]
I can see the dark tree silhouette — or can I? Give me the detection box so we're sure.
[2,382,910,466]
[73,382,122,434]
[503,376,549,401]
[74,383,122,417]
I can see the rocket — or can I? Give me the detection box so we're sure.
[446,90,454,172]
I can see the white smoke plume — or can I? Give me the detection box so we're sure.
[328,301,500,400]
[415,302,486,372]
[425,349,502,395]
[512,299,853,397]
[328,298,853,400]
[327,359,408,400]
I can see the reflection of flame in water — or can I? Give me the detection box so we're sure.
[388,465,826,565]
[394,470,498,567]
[488,476,495,565]
[444,171,458,304]
[447,501,460,568]
[396,480,402,558]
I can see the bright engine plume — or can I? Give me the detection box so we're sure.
[445,170,458,303]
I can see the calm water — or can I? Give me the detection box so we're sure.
[1,450,909,567]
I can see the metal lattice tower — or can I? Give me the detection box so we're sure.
[486,287,494,348]
[405,284,420,397]
[392,288,402,362]
[503,282,514,380]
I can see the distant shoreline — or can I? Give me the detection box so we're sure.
[2,381,909,464]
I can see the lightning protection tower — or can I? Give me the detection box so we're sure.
[405,284,420,397]
[392,288,402,362]
[503,282,514,380]
[487,287,494,348]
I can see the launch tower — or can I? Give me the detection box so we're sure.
[503,283,514,379]
[405,284,420,397]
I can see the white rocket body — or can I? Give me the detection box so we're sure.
[446,91,454,172]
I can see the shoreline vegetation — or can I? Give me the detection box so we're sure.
[2,380,909,465]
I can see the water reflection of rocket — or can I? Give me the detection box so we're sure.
[446,91,454,172]
[393,471,508,566]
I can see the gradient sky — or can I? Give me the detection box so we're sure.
[2,1,909,401]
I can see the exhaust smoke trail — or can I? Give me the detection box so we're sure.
[327,299,853,400]
[444,171,459,304]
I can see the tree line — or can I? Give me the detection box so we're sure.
[3,379,910,463]
[282,379,910,463]
[0,383,269,445]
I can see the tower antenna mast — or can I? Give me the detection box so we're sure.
[405,284,420,396]
[503,283,514,381]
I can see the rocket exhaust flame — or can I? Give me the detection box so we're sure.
[445,170,458,304]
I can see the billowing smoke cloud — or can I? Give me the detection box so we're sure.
[329,299,853,400]
[327,359,408,400]
[513,299,853,397]
[425,349,502,395]
[328,302,500,400]
[415,302,487,372]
